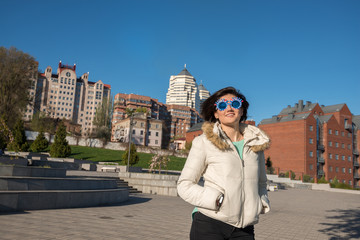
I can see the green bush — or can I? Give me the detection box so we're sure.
[302,174,311,183]
[330,176,352,189]
[50,123,71,158]
[285,171,296,180]
[121,143,139,166]
[317,176,328,184]
[30,131,48,152]
[7,119,29,152]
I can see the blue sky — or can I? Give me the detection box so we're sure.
[1,0,359,124]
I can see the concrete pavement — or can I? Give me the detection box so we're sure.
[0,188,359,240]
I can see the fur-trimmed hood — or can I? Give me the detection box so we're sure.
[201,121,270,152]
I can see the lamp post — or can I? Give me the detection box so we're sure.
[127,114,134,172]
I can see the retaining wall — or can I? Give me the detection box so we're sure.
[119,172,179,196]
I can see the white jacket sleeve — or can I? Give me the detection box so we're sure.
[177,136,222,210]
[258,151,270,213]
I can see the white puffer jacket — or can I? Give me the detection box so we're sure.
[177,121,271,228]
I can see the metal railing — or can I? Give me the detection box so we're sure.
[317,144,325,152]
[317,157,325,164]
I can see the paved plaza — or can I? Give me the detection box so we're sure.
[0,188,359,240]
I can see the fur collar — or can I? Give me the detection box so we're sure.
[201,121,270,152]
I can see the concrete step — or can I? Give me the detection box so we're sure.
[115,179,142,193]
[0,188,129,212]
[0,176,118,191]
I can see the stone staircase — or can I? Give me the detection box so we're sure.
[66,170,142,194]
[0,165,129,212]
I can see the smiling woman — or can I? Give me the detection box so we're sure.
[177,86,271,240]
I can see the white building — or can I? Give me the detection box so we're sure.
[198,82,210,110]
[26,61,111,136]
[166,66,200,112]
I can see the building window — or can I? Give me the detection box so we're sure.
[342,155,345,161]
[335,154,339,160]
[329,129,332,134]
[309,138,313,144]
[341,131,344,137]
[155,140,158,144]
[349,168,352,174]
[329,166,333,172]
[348,156,351,162]
[342,167,345,173]
[309,151,313,157]
[148,131,151,136]
[329,141,332,147]
[329,153,332,159]
[140,130,143,135]
[156,132,159,137]
[309,125,313,131]
[349,180,352,186]
[348,144,351,150]
[335,167,339,172]
[341,143,345,149]
[335,142,339,148]
[335,130,339,135]
[309,164,313,170]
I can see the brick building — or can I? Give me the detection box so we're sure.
[111,93,202,149]
[259,100,360,188]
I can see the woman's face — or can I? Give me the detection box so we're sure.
[214,94,243,127]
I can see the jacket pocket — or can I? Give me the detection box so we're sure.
[256,196,263,216]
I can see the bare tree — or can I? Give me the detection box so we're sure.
[0,47,37,128]
[93,96,113,140]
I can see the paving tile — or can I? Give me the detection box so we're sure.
[1,189,360,239]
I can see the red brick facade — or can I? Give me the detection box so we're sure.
[259,100,360,188]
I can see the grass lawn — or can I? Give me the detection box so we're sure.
[70,145,187,171]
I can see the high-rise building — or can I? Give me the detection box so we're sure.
[259,100,360,188]
[25,61,111,136]
[198,82,210,110]
[166,66,201,112]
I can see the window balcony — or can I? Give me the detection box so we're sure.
[354,173,360,179]
[317,157,325,164]
[317,144,325,152]
[354,150,359,156]
[354,161,360,168]
[345,124,352,132]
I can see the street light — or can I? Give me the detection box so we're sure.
[127,114,134,172]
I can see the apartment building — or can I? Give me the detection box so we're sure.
[166,66,201,112]
[112,93,165,123]
[112,112,163,148]
[111,92,202,148]
[259,100,360,188]
[25,61,111,136]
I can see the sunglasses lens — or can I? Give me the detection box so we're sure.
[231,100,241,109]
[218,101,227,111]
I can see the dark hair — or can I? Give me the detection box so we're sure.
[201,86,249,123]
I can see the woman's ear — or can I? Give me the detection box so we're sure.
[214,112,219,119]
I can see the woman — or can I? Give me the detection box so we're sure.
[177,87,270,240]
